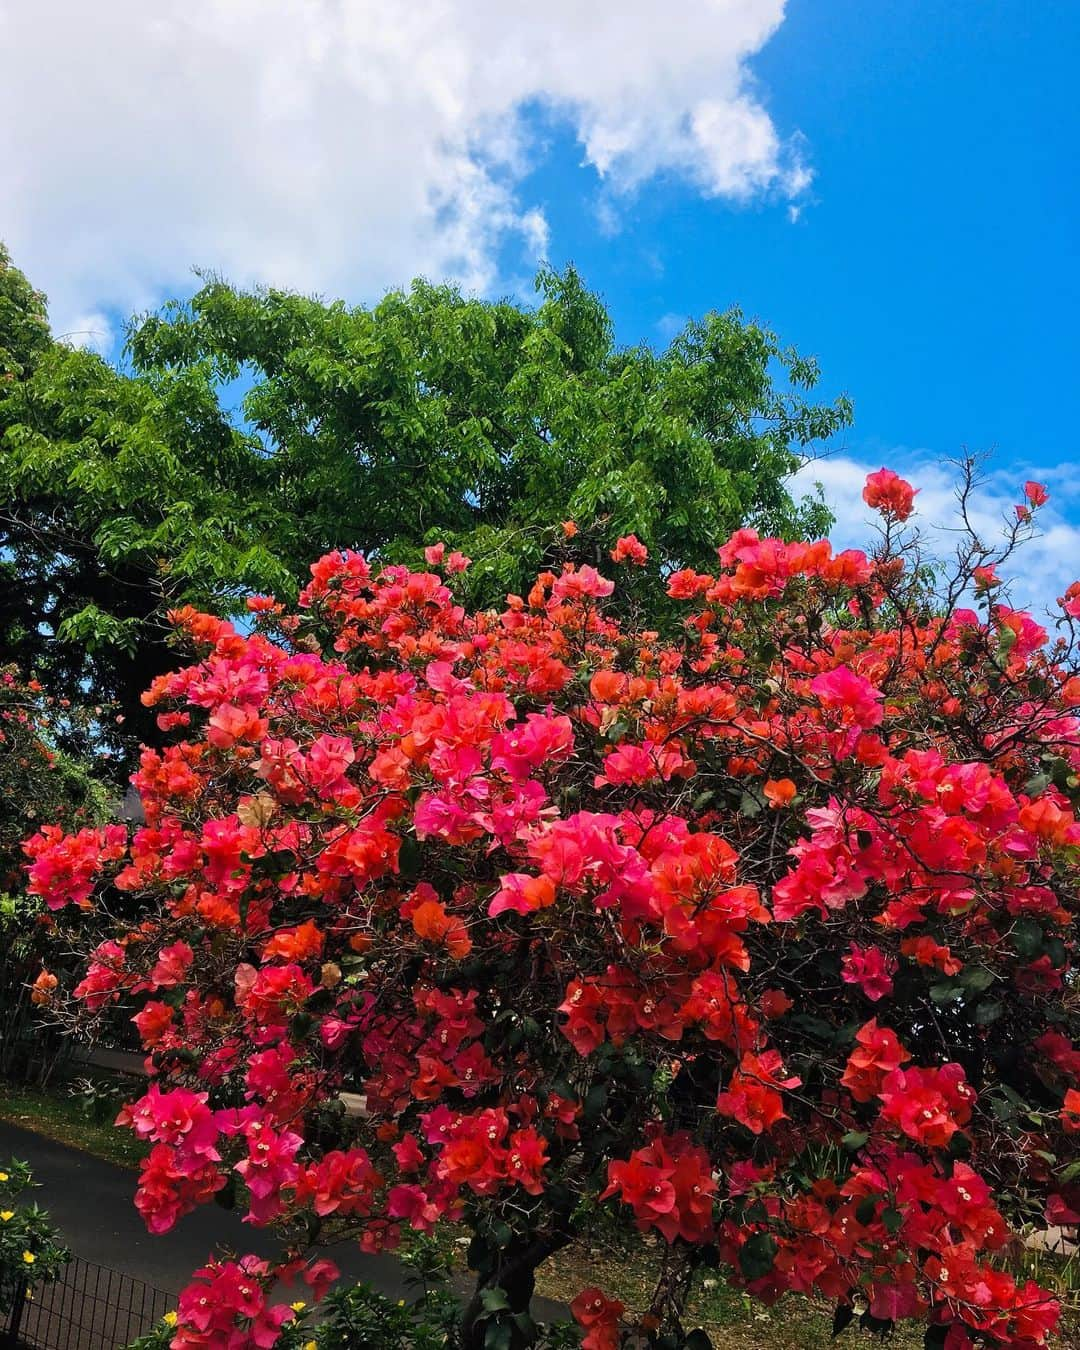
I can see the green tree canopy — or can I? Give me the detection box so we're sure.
[0,245,850,763]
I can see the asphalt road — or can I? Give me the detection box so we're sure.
[0,1119,564,1321]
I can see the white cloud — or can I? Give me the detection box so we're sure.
[0,1,806,335]
[793,453,1080,620]
[655,311,689,342]
[53,313,115,355]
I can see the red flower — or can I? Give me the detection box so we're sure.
[571,1288,624,1350]
[879,1063,975,1147]
[716,1050,801,1134]
[760,988,793,1019]
[488,871,557,918]
[611,534,648,566]
[45,524,1077,1346]
[840,1019,910,1103]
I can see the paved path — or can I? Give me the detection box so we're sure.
[0,1120,564,1320]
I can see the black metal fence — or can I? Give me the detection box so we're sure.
[4,1257,171,1350]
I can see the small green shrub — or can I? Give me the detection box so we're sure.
[0,1158,69,1318]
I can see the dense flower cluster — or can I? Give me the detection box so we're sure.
[27,476,1080,1348]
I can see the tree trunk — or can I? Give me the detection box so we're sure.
[459,1233,570,1350]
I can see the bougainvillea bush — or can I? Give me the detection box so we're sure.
[27,470,1080,1349]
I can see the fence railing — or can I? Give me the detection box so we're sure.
[4,1256,171,1350]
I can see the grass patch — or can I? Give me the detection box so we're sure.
[535,1234,923,1350]
[0,1080,148,1170]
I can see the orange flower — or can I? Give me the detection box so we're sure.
[589,670,626,704]
[763,778,797,808]
[411,899,472,959]
[262,920,325,963]
[30,969,58,1006]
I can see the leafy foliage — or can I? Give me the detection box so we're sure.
[0,665,110,883]
[0,1158,69,1318]
[32,470,1080,1350]
[0,245,849,761]
[0,666,111,1081]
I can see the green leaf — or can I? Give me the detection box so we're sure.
[959,965,995,992]
[1024,772,1051,798]
[738,1232,778,1281]
[841,1131,869,1151]
[483,1322,512,1350]
[511,1312,538,1340]
[398,833,421,882]
[584,1083,608,1120]
[480,1287,511,1314]
[490,1221,513,1250]
[1012,918,1044,958]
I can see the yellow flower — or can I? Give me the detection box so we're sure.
[22,1251,35,1264]
[304,1342,318,1350]
[0,1172,9,1182]
[0,1211,13,1221]
[163,1312,178,1327]
[290,1300,307,1312]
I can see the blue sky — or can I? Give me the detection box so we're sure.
[3,0,1077,606]
[518,0,1078,474]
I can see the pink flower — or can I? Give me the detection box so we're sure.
[1024,480,1049,507]
[491,713,575,781]
[551,566,615,601]
[117,1084,220,1160]
[150,940,194,988]
[304,733,356,793]
[233,1122,303,1224]
[841,944,897,1002]
[488,872,556,918]
[810,666,885,729]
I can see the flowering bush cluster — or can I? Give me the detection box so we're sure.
[28,470,1080,1348]
[126,1238,580,1350]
